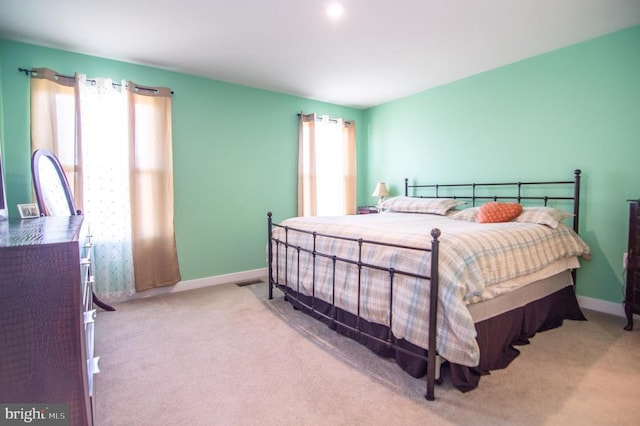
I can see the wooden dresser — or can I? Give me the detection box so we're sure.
[0,216,97,425]
[625,200,640,331]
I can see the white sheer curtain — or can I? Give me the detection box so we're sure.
[77,75,136,299]
[315,115,346,216]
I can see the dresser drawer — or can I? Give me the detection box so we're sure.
[629,272,640,305]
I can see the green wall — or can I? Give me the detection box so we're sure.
[0,40,366,281]
[365,25,640,304]
[2,25,639,306]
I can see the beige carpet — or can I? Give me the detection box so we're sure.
[94,282,640,426]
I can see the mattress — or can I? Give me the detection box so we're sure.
[467,256,578,322]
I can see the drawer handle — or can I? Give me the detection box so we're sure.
[88,356,101,375]
[84,309,97,324]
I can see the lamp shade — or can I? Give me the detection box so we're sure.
[371,182,389,198]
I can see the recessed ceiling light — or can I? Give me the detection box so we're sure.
[327,3,344,19]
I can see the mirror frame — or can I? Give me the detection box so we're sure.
[31,148,79,216]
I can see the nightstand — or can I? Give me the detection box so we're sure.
[358,206,379,214]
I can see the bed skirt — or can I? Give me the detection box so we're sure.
[277,284,586,392]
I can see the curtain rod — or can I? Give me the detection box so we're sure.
[18,67,174,95]
[297,112,353,125]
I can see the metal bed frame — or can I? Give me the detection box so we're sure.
[267,169,582,401]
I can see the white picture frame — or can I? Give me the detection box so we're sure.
[18,203,40,219]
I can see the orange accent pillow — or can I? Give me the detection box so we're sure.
[477,202,523,223]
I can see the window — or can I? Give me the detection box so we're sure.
[29,68,180,299]
[298,113,356,216]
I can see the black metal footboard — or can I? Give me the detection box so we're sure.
[267,212,441,401]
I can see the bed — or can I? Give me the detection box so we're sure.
[266,170,590,400]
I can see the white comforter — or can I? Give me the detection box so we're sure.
[270,212,590,366]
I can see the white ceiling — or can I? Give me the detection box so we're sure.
[1,0,639,109]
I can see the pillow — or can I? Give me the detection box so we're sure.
[450,207,480,222]
[379,196,465,215]
[477,202,523,223]
[513,207,574,228]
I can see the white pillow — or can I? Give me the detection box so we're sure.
[450,207,480,222]
[513,207,574,228]
[380,197,465,215]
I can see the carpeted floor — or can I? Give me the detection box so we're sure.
[94,281,640,425]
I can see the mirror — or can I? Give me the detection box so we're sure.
[31,149,79,217]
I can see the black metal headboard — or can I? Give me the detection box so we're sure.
[404,169,582,233]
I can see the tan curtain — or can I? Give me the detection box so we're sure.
[342,120,357,215]
[127,83,181,291]
[297,112,356,216]
[298,113,317,216]
[29,68,84,209]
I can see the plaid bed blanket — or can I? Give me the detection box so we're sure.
[269,212,590,366]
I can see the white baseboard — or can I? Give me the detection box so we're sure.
[128,267,268,301]
[577,295,625,317]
